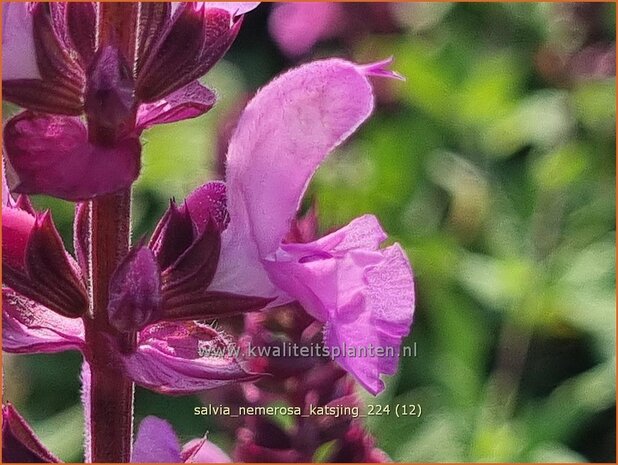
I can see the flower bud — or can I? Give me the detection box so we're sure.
[149,200,195,271]
[136,5,241,102]
[2,207,35,271]
[84,46,137,142]
[2,209,88,318]
[108,246,162,332]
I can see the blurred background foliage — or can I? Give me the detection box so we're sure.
[4,2,616,462]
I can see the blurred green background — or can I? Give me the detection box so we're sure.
[4,3,616,462]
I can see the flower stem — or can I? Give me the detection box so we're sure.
[84,190,135,462]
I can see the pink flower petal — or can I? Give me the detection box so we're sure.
[210,59,376,298]
[123,321,259,395]
[3,287,85,354]
[171,2,260,16]
[268,3,342,57]
[136,81,216,131]
[132,416,182,463]
[264,217,415,395]
[4,111,141,201]
[2,3,40,80]
[323,244,415,394]
[182,437,231,463]
[201,2,260,15]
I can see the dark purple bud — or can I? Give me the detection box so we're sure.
[136,6,242,102]
[97,3,139,66]
[84,46,137,143]
[161,218,221,295]
[147,182,271,322]
[149,200,196,271]
[159,217,271,320]
[2,209,88,318]
[2,403,60,463]
[25,213,89,316]
[249,417,293,450]
[314,394,361,441]
[108,246,162,333]
[14,195,36,216]
[330,425,390,463]
[234,426,302,462]
[157,215,271,320]
[259,340,322,379]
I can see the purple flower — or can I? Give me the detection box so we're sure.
[132,416,231,463]
[269,3,400,58]
[2,2,258,201]
[183,57,414,395]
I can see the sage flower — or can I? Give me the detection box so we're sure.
[182,57,414,395]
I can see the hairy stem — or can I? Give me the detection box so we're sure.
[83,190,135,462]
[81,5,140,461]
